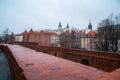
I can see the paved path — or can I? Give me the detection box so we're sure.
[7,45,106,80]
[0,50,13,80]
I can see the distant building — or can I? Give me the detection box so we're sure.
[81,21,97,50]
[55,22,70,35]
[21,21,98,50]
[52,22,71,47]
[22,29,51,46]
[50,32,59,47]
[39,30,51,46]
[9,32,15,44]
[58,21,97,50]
[70,30,82,49]
[15,34,23,42]
[56,22,63,35]
[59,30,71,48]
[28,29,40,43]
[23,30,28,42]
[88,20,92,30]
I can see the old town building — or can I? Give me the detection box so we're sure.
[15,34,23,42]
[23,30,28,42]
[28,29,40,43]
[81,21,97,50]
[71,30,82,49]
[81,30,96,50]
[22,29,51,46]
[39,30,51,46]
[17,22,97,50]
[50,32,59,47]
[9,32,15,44]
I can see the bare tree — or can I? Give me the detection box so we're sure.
[97,13,120,52]
[0,37,2,43]
[3,28,10,43]
[115,14,120,25]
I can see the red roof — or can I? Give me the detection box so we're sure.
[29,28,35,34]
[78,30,83,34]
[22,30,28,35]
[40,30,45,35]
[88,31,96,37]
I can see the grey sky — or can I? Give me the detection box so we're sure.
[0,0,120,34]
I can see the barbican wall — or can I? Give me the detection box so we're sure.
[18,42,120,72]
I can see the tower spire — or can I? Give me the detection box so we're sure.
[88,20,92,30]
[59,21,62,27]
[58,21,63,35]
[67,23,69,28]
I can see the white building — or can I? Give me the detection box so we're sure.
[51,32,59,47]
[15,34,23,42]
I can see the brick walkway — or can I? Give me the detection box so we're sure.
[1,44,120,80]
[0,51,13,80]
[7,45,106,80]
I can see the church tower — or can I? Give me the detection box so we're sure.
[58,22,62,28]
[88,20,92,30]
[66,23,69,31]
[67,24,69,28]
[58,21,63,35]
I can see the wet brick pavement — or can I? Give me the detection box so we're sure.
[0,51,13,80]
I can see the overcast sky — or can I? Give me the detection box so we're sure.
[0,0,120,34]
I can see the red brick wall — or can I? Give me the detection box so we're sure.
[18,42,120,72]
[1,45,26,80]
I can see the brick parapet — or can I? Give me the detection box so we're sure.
[18,42,120,72]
